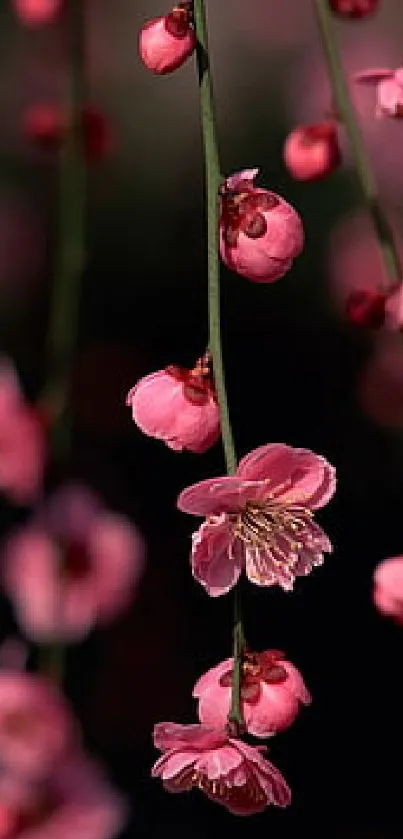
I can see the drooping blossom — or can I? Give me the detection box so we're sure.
[24,106,111,163]
[0,671,76,784]
[177,443,335,596]
[345,288,387,328]
[0,754,127,839]
[355,67,403,118]
[0,360,46,505]
[2,485,145,642]
[126,354,220,453]
[12,0,62,26]
[193,650,311,738]
[139,3,196,75]
[329,0,379,17]
[373,556,403,624]
[151,723,291,815]
[219,169,304,283]
[283,122,341,182]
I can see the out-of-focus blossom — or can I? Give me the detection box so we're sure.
[219,169,304,283]
[0,671,76,783]
[384,283,403,330]
[12,0,62,26]
[139,3,196,75]
[194,650,311,737]
[0,361,46,506]
[177,443,335,596]
[373,556,403,624]
[283,122,341,182]
[126,354,220,453]
[345,288,387,328]
[3,485,145,642]
[327,212,403,320]
[152,722,291,815]
[355,67,403,118]
[0,754,127,839]
[359,332,403,427]
[24,106,111,163]
[330,0,379,17]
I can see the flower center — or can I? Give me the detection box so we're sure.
[232,502,313,569]
[220,185,279,247]
[191,770,267,808]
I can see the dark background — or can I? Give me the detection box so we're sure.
[1,1,403,837]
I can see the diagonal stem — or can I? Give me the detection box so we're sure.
[313,0,402,288]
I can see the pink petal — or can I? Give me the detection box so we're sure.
[281,662,312,705]
[245,686,299,737]
[237,443,336,509]
[177,476,260,516]
[224,169,259,191]
[192,658,233,698]
[191,515,243,597]
[196,745,242,779]
[377,78,403,116]
[197,686,231,730]
[354,68,394,84]
[153,722,226,753]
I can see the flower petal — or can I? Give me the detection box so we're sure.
[191,515,243,597]
[354,68,394,84]
[177,477,259,516]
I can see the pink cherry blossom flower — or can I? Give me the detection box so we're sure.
[177,443,336,596]
[0,360,46,506]
[0,754,127,839]
[219,169,304,283]
[384,284,403,330]
[373,556,403,624]
[2,485,145,642]
[152,722,291,815]
[283,122,341,182]
[23,105,111,164]
[355,67,403,118]
[126,354,220,453]
[0,671,76,783]
[193,650,311,737]
[330,0,379,17]
[139,3,196,75]
[12,0,62,26]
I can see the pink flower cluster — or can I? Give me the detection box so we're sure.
[2,485,145,642]
[0,665,126,839]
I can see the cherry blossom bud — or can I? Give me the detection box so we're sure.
[283,122,341,181]
[345,289,387,328]
[219,169,304,283]
[12,0,62,26]
[24,105,112,163]
[329,0,379,17]
[373,556,403,625]
[139,3,196,75]
[126,355,220,453]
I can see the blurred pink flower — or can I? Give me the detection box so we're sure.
[12,0,62,26]
[152,722,291,815]
[177,443,335,595]
[0,671,76,783]
[355,67,403,118]
[384,283,403,329]
[126,355,220,453]
[0,361,45,506]
[219,169,304,283]
[327,211,403,320]
[3,486,145,642]
[283,122,341,182]
[0,754,126,839]
[286,31,403,199]
[345,288,387,328]
[373,556,403,624]
[330,0,379,16]
[24,105,112,163]
[194,650,311,737]
[139,4,196,75]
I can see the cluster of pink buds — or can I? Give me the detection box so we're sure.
[24,105,112,164]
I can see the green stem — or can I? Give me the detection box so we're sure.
[313,0,402,287]
[41,0,87,455]
[193,0,237,476]
[39,0,87,685]
[193,0,244,734]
